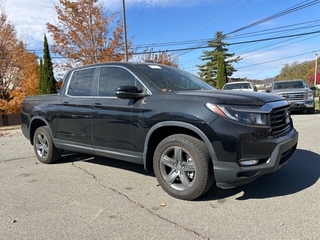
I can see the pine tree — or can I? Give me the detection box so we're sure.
[216,53,227,89]
[38,34,56,95]
[198,31,241,87]
[38,59,44,94]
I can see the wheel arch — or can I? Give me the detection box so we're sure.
[29,116,51,145]
[143,121,217,172]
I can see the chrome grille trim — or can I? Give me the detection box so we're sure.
[279,92,306,101]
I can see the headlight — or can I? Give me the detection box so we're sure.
[307,91,314,100]
[206,103,268,126]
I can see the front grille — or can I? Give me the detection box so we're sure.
[270,105,292,137]
[280,92,305,101]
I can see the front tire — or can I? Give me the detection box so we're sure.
[33,126,61,164]
[307,107,315,114]
[153,134,214,200]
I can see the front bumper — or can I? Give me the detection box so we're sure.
[289,101,314,111]
[213,129,298,189]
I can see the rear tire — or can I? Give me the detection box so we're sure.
[33,126,61,164]
[153,134,214,200]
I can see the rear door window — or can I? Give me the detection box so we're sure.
[67,68,95,96]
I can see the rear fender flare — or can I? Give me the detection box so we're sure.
[29,116,52,145]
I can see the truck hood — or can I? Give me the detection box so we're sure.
[175,90,285,106]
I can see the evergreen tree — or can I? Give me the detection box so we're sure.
[38,58,44,93]
[216,53,227,89]
[198,31,241,86]
[38,34,56,94]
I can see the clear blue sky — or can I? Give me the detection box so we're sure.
[4,0,320,80]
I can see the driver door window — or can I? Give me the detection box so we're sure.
[98,67,142,96]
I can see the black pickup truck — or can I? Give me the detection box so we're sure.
[21,62,298,200]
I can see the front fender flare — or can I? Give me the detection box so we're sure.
[142,121,217,168]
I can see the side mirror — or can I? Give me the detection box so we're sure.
[310,86,316,91]
[266,87,271,93]
[115,85,146,99]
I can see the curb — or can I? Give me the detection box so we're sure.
[0,125,21,131]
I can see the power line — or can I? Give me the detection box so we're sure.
[236,51,312,69]
[227,0,320,35]
[238,34,319,59]
[175,0,263,42]
[132,30,320,55]
[177,0,320,56]
[157,0,246,43]
[29,28,320,59]
[131,19,320,50]
[27,0,320,73]
[227,20,320,40]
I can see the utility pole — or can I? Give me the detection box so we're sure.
[314,51,318,86]
[122,0,128,61]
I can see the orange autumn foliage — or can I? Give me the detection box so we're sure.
[8,53,39,114]
[0,11,39,118]
[47,0,131,70]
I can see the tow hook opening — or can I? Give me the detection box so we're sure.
[237,171,259,178]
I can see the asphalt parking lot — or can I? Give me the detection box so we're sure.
[0,113,319,240]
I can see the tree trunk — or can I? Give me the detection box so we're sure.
[2,114,9,126]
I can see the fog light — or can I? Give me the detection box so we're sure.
[239,160,259,166]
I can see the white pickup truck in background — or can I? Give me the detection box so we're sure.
[222,81,257,91]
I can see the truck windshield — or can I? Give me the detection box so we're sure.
[223,83,252,90]
[135,64,214,91]
[273,81,307,89]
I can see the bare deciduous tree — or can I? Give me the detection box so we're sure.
[138,48,179,67]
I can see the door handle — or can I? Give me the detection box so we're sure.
[92,103,103,109]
